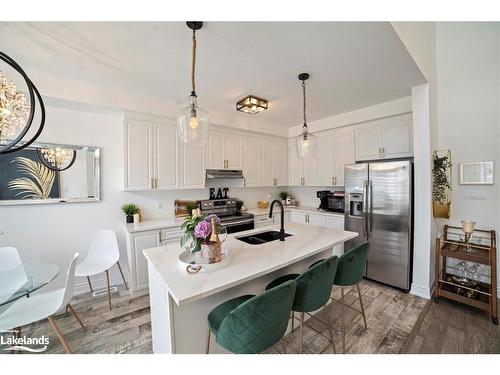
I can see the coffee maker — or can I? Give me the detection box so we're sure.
[317,190,345,213]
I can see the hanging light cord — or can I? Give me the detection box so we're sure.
[191,29,197,96]
[302,80,308,131]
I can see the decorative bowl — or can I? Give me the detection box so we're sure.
[258,201,269,209]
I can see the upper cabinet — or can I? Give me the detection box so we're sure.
[124,114,204,191]
[244,137,288,187]
[355,114,413,161]
[289,129,354,187]
[207,131,242,170]
[124,118,178,191]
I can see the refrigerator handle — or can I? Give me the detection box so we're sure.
[363,180,369,239]
[368,180,373,234]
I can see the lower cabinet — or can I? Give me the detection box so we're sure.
[290,211,345,252]
[254,212,291,228]
[125,227,182,291]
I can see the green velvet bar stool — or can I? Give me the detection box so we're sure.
[206,279,296,354]
[332,242,370,353]
[265,255,339,354]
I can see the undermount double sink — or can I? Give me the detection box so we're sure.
[236,230,293,245]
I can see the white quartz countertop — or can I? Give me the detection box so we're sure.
[248,205,345,217]
[124,218,185,233]
[143,223,357,306]
[125,206,344,233]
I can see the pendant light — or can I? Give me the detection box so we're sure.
[36,146,77,171]
[295,73,316,159]
[0,51,45,154]
[177,22,209,145]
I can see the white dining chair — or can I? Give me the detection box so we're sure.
[0,247,28,303]
[75,230,128,310]
[0,253,85,354]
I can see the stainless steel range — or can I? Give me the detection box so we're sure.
[198,198,254,234]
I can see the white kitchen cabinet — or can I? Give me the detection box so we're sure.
[355,114,413,161]
[181,144,205,188]
[126,226,183,291]
[333,132,355,186]
[288,139,303,186]
[225,134,243,169]
[316,134,335,186]
[125,119,152,190]
[208,130,243,170]
[207,130,225,169]
[272,140,288,186]
[260,141,274,186]
[326,215,344,230]
[290,210,307,224]
[127,230,160,291]
[307,213,326,226]
[154,122,179,189]
[355,126,383,161]
[288,139,317,186]
[254,211,291,228]
[124,118,178,191]
[243,137,260,187]
[382,121,412,159]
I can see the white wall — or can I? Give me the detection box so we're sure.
[435,23,500,292]
[0,103,280,294]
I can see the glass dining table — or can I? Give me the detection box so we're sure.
[0,262,60,307]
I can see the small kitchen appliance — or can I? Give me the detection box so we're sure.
[316,190,345,213]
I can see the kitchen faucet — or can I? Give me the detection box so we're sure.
[269,199,285,241]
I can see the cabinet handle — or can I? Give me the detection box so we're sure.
[150,177,154,189]
[306,214,309,223]
[155,178,158,189]
[273,178,277,186]
[335,177,337,186]
[382,147,385,158]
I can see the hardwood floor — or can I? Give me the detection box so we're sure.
[1,280,498,354]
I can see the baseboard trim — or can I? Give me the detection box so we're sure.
[410,283,431,299]
[73,274,125,296]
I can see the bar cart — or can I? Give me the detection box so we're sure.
[434,224,497,324]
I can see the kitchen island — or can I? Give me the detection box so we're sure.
[143,222,358,353]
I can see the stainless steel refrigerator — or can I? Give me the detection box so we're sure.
[344,160,413,291]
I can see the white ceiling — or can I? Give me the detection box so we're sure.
[0,22,425,131]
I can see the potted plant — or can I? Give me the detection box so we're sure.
[432,151,452,218]
[279,191,288,204]
[121,203,139,223]
[235,199,244,212]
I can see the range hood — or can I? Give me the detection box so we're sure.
[206,169,244,179]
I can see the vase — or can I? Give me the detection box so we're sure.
[126,215,134,223]
[200,242,222,264]
[133,213,141,223]
[432,201,451,219]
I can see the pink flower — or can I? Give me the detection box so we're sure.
[194,220,212,239]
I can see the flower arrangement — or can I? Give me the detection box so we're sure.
[180,212,222,253]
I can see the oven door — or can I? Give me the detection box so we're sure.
[223,219,255,234]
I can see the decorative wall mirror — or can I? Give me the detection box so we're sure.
[0,142,100,205]
[459,161,494,185]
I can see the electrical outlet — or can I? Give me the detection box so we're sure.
[463,191,487,200]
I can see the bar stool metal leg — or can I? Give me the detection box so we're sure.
[281,338,287,354]
[291,312,295,331]
[206,329,211,354]
[299,312,305,354]
[322,305,336,354]
[356,283,367,330]
[340,287,346,353]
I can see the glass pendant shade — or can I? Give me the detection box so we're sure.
[177,95,209,145]
[295,129,317,159]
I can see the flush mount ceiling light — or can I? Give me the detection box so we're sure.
[0,51,45,154]
[36,146,76,171]
[177,21,209,146]
[295,73,317,159]
[236,95,268,115]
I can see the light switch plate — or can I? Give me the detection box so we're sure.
[463,190,487,200]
